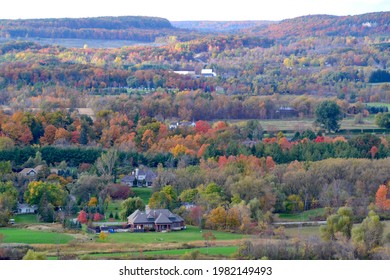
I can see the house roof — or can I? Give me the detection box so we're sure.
[17,203,37,210]
[121,169,157,184]
[19,165,45,176]
[127,208,184,225]
[19,168,36,176]
[155,213,173,224]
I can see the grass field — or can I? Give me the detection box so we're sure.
[12,214,40,224]
[366,102,390,110]
[98,226,245,244]
[133,188,152,204]
[228,116,380,132]
[0,228,74,244]
[277,208,326,222]
[85,246,238,259]
[0,37,158,49]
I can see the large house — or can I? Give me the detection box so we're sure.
[121,168,157,187]
[127,209,185,232]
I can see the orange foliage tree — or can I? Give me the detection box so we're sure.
[375,185,390,211]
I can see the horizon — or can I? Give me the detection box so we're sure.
[0,11,388,23]
[2,0,389,21]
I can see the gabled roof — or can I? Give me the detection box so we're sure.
[155,213,173,224]
[121,170,156,183]
[132,212,150,224]
[17,203,37,210]
[121,175,135,184]
[19,168,37,176]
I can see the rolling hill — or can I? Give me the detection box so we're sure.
[248,12,390,38]
[0,16,178,42]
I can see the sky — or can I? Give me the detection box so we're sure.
[1,0,389,21]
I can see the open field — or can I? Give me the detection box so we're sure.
[97,226,245,244]
[12,214,40,224]
[0,228,74,244]
[227,116,381,132]
[277,208,326,222]
[366,102,390,110]
[83,246,238,259]
[132,188,152,204]
[0,37,159,49]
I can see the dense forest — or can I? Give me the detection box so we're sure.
[1,12,390,260]
[0,16,187,42]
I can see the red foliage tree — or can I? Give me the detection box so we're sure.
[265,156,276,172]
[370,146,378,159]
[195,120,211,134]
[108,184,133,200]
[93,213,102,222]
[77,210,88,224]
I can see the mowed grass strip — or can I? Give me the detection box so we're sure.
[278,208,325,222]
[87,246,238,259]
[13,214,40,224]
[98,226,244,244]
[0,228,74,244]
[143,246,238,257]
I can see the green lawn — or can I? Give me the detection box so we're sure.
[0,228,74,244]
[104,200,122,221]
[278,208,326,222]
[143,246,238,257]
[133,188,152,204]
[228,117,379,132]
[87,246,238,259]
[366,102,390,110]
[12,214,40,224]
[98,226,244,244]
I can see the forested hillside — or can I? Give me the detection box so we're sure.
[172,20,274,33]
[1,12,390,260]
[0,16,183,42]
[249,12,390,38]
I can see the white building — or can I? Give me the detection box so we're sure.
[201,69,216,77]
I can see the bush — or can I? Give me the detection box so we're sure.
[108,183,134,200]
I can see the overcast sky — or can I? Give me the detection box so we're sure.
[1,0,389,21]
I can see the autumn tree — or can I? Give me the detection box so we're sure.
[375,185,390,211]
[189,205,203,227]
[206,206,227,230]
[107,183,133,200]
[226,206,240,230]
[40,124,57,145]
[24,181,66,207]
[195,120,211,134]
[77,210,88,224]
[0,137,15,150]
